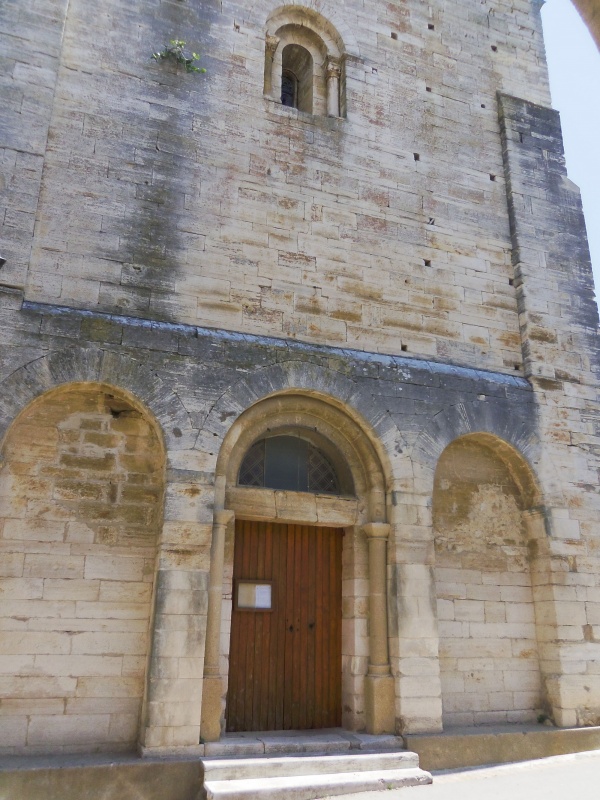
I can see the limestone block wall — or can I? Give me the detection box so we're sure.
[433,437,542,726]
[2,0,552,372]
[0,292,598,745]
[0,0,70,290]
[0,0,599,752]
[0,385,164,754]
[499,94,600,727]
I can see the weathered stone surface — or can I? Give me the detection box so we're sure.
[0,757,203,800]
[1,0,599,762]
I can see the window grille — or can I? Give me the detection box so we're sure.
[238,436,340,494]
[238,440,265,487]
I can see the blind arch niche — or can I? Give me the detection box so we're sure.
[238,432,354,495]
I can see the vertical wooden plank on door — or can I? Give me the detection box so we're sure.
[322,525,332,726]
[283,523,295,730]
[298,525,309,730]
[251,520,262,730]
[290,523,302,729]
[274,523,286,731]
[328,527,335,728]
[314,525,323,730]
[267,522,278,731]
[243,520,257,731]
[306,523,317,730]
[252,522,271,730]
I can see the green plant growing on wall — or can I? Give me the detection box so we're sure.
[152,39,206,74]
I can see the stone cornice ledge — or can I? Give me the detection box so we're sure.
[21,300,532,391]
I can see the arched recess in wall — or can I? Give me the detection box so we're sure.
[263,5,352,117]
[432,432,549,727]
[0,383,166,754]
[200,386,399,738]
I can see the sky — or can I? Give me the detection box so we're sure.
[541,0,600,306]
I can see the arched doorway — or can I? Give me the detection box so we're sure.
[200,392,395,740]
[0,383,165,753]
[227,433,352,731]
[432,434,544,727]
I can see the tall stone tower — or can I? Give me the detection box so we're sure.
[1,0,599,759]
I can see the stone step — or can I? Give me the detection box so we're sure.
[204,766,431,800]
[202,751,420,780]
[203,732,406,758]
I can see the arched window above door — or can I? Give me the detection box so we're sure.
[263,7,346,117]
[238,434,352,494]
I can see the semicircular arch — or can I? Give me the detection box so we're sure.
[265,3,359,57]
[412,397,564,508]
[0,346,194,454]
[203,360,410,524]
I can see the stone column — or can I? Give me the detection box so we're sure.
[263,34,279,96]
[200,509,235,741]
[140,469,216,755]
[326,57,341,117]
[363,522,395,734]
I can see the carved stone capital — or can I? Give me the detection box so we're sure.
[363,522,390,540]
[265,34,280,60]
[326,57,342,80]
[214,509,235,528]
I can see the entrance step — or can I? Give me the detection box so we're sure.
[204,730,407,758]
[202,751,432,800]
[405,723,600,771]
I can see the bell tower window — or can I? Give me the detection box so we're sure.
[281,44,313,113]
[281,70,297,108]
[263,9,348,118]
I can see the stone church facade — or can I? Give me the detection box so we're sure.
[1,0,599,757]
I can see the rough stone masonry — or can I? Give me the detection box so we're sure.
[0,0,599,757]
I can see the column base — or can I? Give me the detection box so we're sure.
[365,673,396,734]
[200,676,224,742]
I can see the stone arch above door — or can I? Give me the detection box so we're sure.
[200,379,399,739]
[200,360,408,491]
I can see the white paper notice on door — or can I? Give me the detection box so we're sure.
[237,581,272,610]
[254,583,271,609]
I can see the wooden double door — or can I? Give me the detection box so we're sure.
[227,520,343,732]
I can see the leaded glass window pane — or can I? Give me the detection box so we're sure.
[264,435,308,491]
[238,441,265,487]
[307,446,339,494]
[281,72,296,107]
[237,435,341,494]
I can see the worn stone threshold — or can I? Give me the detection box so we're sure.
[203,728,407,758]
